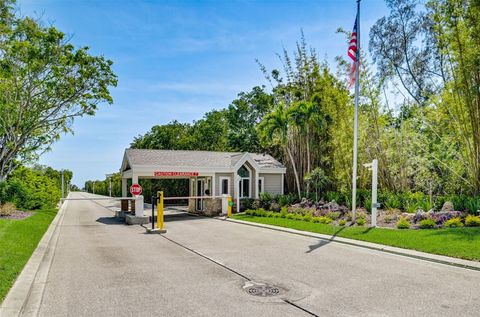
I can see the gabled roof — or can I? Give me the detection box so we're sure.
[123,149,285,171]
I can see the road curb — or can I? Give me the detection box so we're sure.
[0,196,70,316]
[221,217,480,272]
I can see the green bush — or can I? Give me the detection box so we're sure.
[444,217,464,228]
[285,213,294,219]
[272,212,281,218]
[396,217,411,229]
[465,197,480,214]
[418,218,436,229]
[327,211,341,220]
[356,217,366,226]
[245,209,254,216]
[280,207,288,218]
[312,217,322,223]
[293,213,304,221]
[381,192,402,210]
[303,212,313,222]
[0,166,62,210]
[465,215,480,227]
[265,212,275,218]
[338,219,346,226]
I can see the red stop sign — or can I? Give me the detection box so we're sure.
[130,183,142,196]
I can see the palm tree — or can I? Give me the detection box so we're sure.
[258,103,302,198]
[288,94,326,194]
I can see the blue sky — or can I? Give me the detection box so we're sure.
[18,0,388,187]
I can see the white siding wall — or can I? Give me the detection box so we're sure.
[259,173,283,195]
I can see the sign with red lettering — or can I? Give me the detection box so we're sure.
[154,171,199,177]
[130,183,142,196]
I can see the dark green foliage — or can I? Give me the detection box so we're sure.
[0,166,63,210]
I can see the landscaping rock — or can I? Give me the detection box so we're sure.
[441,201,454,212]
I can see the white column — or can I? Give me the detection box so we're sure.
[255,171,259,199]
[135,195,144,217]
[371,159,378,227]
[121,178,127,197]
[132,174,138,184]
[212,174,216,196]
[235,175,241,213]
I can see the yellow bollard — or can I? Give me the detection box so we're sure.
[227,195,232,218]
[157,191,164,230]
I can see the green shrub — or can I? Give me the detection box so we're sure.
[327,211,341,220]
[253,209,266,217]
[245,209,254,216]
[396,217,411,229]
[303,212,313,222]
[0,166,61,210]
[0,202,16,217]
[465,197,480,214]
[382,192,402,210]
[465,215,480,227]
[319,216,332,224]
[293,213,303,221]
[338,219,346,226]
[418,218,436,229]
[444,217,464,228]
[285,213,294,219]
[265,212,274,218]
[356,217,366,226]
[272,212,281,218]
[312,217,322,223]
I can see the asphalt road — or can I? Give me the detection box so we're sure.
[37,192,480,316]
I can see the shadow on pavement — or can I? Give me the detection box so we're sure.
[96,217,125,225]
[306,226,347,253]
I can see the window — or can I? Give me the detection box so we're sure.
[258,177,264,194]
[220,177,230,195]
[237,165,251,198]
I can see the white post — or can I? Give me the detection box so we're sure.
[363,159,378,227]
[371,159,378,227]
[222,194,228,215]
[61,170,64,199]
[135,195,144,217]
[235,175,241,213]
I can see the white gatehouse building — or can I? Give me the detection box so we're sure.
[120,149,286,215]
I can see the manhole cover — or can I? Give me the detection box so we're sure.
[244,283,281,297]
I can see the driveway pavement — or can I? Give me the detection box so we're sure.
[32,193,480,316]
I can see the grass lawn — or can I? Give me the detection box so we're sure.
[233,214,480,261]
[0,209,57,303]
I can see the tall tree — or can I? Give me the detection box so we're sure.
[258,103,302,198]
[0,2,117,180]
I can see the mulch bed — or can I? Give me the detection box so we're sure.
[0,210,34,220]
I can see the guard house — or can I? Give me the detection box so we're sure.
[120,149,286,215]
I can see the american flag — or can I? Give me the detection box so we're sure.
[348,17,358,88]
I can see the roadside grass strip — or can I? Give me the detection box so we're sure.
[233,214,480,261]
[0,209,57,303]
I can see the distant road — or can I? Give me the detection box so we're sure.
[33,192,480,316]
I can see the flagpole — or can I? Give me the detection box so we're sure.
[351,0,360,222]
